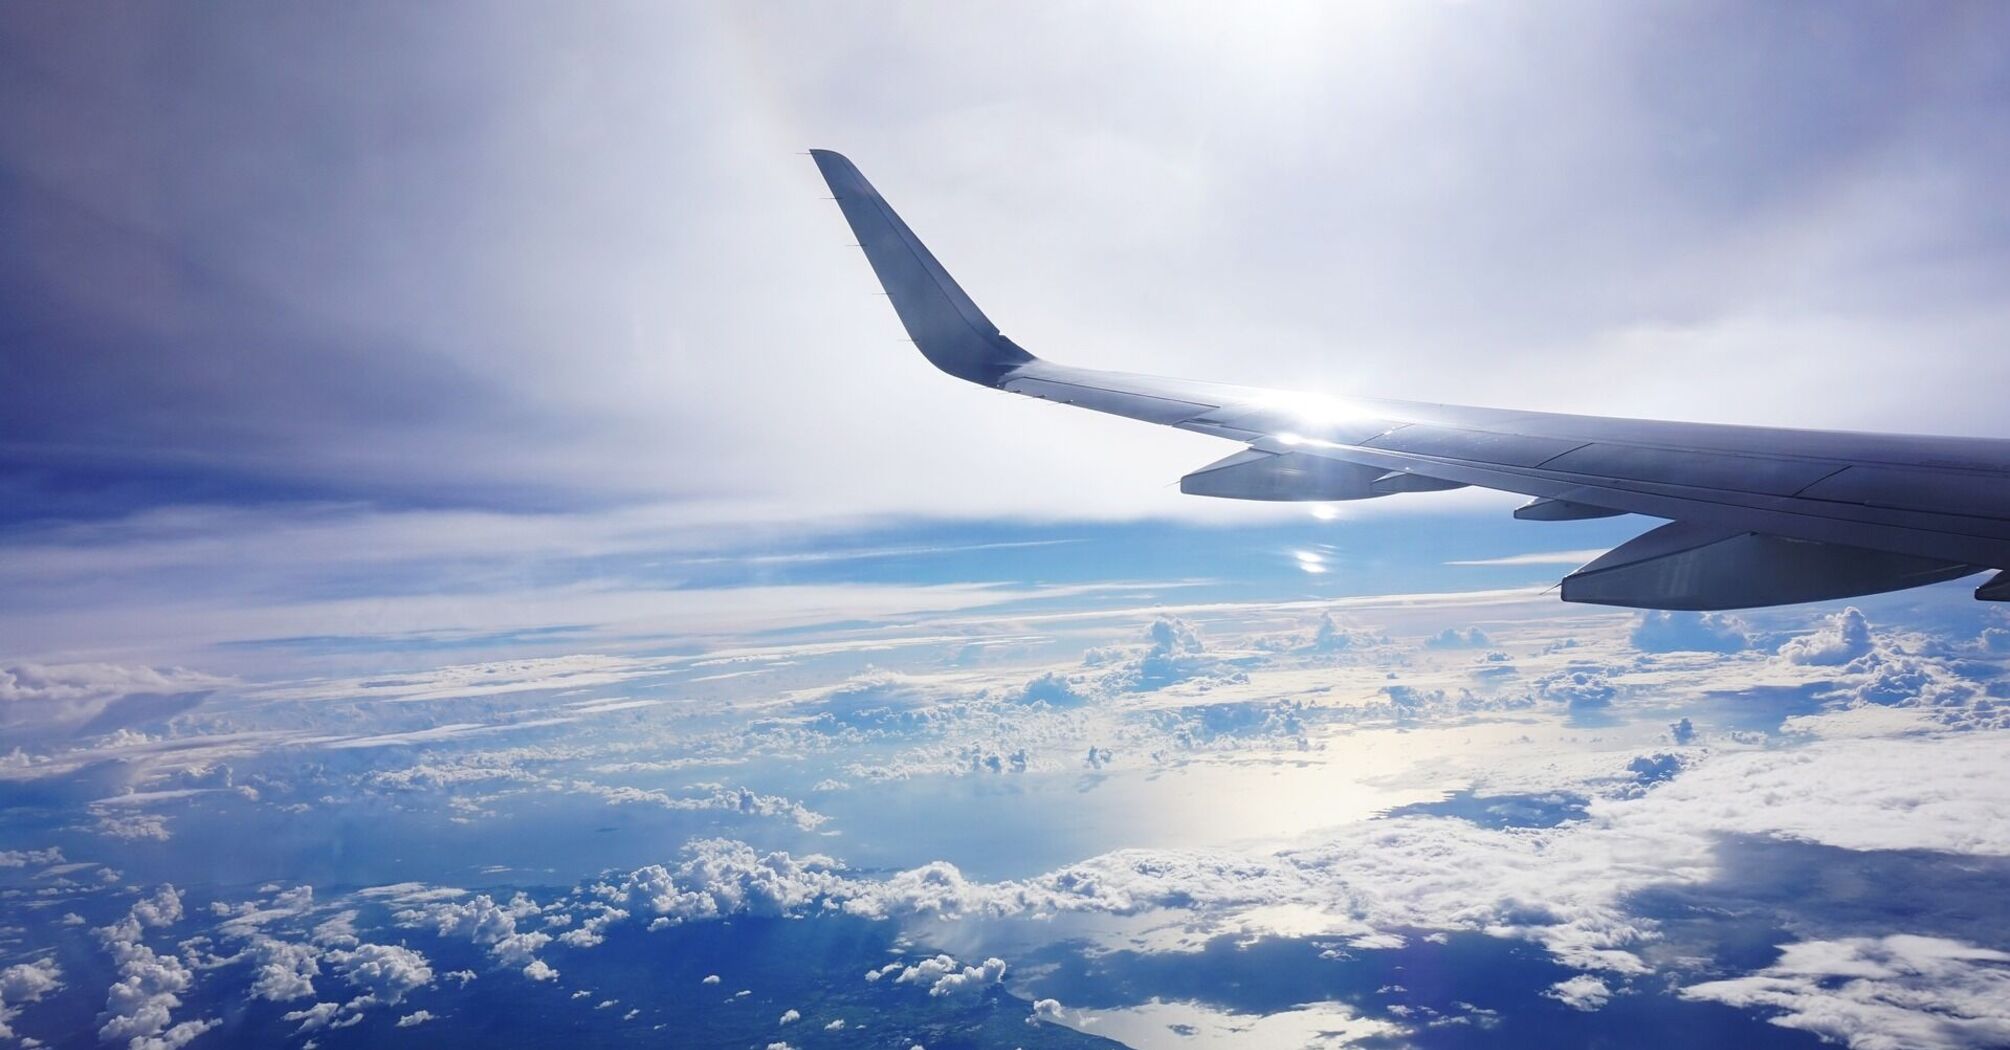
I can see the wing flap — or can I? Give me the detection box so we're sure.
[1537,443,1845,497]
[1560,521,1981,610]
[1361,425,1589,469]
[1799,465,2010,521]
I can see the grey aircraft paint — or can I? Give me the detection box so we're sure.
[811,149,2010,611]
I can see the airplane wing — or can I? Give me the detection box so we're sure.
[810,149,2010,611]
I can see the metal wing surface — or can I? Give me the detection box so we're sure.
[811,149,2010,610]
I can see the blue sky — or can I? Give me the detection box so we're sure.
[6,5,2010,1050]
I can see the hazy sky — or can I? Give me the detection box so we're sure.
[5,2,2010,662]
[7,2,2009,522]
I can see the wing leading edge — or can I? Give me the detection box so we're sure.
[809,149,2010,610]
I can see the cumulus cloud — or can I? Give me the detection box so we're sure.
[396,893,552,974]
[281,1001,347,1034]
[206,712,2010,1037]
[0,958,61,1039]
[1681,936,2010,1050]
[1012,671,1089,708]
[1604,732,2010,857]
[131,1018,221,1049]
[1827,652,1982,721]
[1614,756,1679,798]
[1545,975,1612,1011]
[95,886,213,1049]
[330,942,432,1007]
[1631,612,1750,654]
[1085,616,1243,693]
[869,955,1006,1000]
[1779,607,1875,666]
[593,839,848,927]
[957,745,1029,775]
[1423,627,1491,650]
[556,905,629,949]
[562,730,2008,977]
[396,1010,436,1027]
[91,812,173,842]
[1531,669,1618,709]
[1304,613,1385,653]
[245,939,322,1002]
[44,599,1994,1044]
[0,848,64,868]
[808,673,946,731]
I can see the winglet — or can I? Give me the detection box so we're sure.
[810,150,1036,386]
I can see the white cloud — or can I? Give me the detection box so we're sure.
[555,905,629,949]
[1044,997,1401,1049]
[1423,627,1491,650]
[1083,615,1244,693]
[245,939,322,1002]
[0,663,225,739]
[1545,975,1612,1011]
[396,1010,436,1027]
[872,955,1006,1000]
[564,781,828,831]
[396,893,551,973]
[0,848,64,868]
[1303,612,1387,654]
[282,1002,343,1033]
[330,942,432,1007]
[130,1017,221,1050]
[1530,668,1617,709]
[95,887,208,1049]
[0,958,61,1039]
[1681,936,2010,1050]
[1779,607,1875,666]
[90,812,172,843]
[1631,612,1750,654]
[592,839,848,927]
[1012,671,1090,708]
[1598,731,2010,857]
